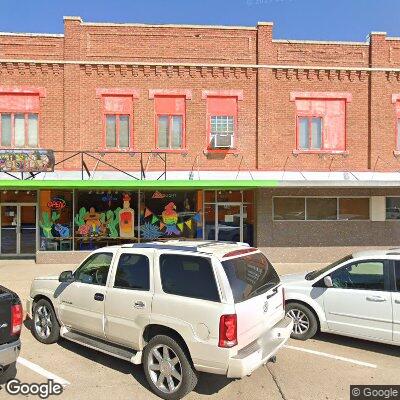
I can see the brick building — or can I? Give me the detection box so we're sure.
[1,16,400,262]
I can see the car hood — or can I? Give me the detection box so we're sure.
[34,275,59,281]
[280,272,309,286]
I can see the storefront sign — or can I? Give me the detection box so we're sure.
[47,197,66,210]
[0,149,55,173]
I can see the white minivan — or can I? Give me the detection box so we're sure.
[282,249,400,345]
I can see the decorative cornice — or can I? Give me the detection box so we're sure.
[0,61,63,75]
[3,59,400,76]
[275,68,370,82]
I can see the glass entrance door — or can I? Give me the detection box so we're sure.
[20,205,37,254]
[1,204,36,255]
[1,205,18,254]
[217,203,242,242]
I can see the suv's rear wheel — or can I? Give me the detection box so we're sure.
[286,302,318,340]
[143,334,198,400]
[32,299,60,344]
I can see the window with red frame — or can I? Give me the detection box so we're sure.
[0,113,38,147]
[397,118,400,150]
[102,95,133,149]
[0,93,40,148]
[206,97,237,150]
[295,98,346,152]
[298,116,323,150]
[155,96,185,150]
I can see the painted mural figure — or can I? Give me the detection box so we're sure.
[119,193,135,238]
[78,207,106,236]
[162,202,180,236]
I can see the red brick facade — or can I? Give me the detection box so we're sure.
[1,17,400,173]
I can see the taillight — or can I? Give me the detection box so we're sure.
[219,314,237,348]
[282,287,286,310]
[11,304,23,336]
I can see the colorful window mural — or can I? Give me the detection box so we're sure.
[140,191,202,241]
[39,190,73,251]
[74,191,138,250]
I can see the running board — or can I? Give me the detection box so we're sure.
[61,328,142,364]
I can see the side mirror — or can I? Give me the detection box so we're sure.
[323,275,333,288]
[59,270,74,283]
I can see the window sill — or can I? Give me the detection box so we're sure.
[151,149,188,154]
[292,149,348,155]
[203,148,239,155]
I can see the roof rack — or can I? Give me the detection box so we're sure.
[121,243,200,253]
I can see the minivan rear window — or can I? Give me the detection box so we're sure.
[222,252,280,303]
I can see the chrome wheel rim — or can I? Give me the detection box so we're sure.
[147,345,182,394]
[34,305,52,339]
[287,309,310,335]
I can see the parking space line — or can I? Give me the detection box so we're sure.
[283,345,377,369]
[17,357,71,387]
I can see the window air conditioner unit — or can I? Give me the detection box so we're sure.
[211,134,233,149]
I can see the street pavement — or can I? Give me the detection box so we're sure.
[1,259,399,400]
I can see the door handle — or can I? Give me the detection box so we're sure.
[395,299,400,305]
[366,296,387,302]
[94,293,104,302]
[134,301,145,309]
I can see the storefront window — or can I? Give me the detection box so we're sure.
[306,198,337,220]
[338,198,369,220]
[39,190,73,251]
[140,191,202,241]
[74,191,138,250]
[386,197,400,220]
[274,198,305,220]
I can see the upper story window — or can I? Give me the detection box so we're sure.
[1,113,38,148]
[105,114,130,148]
[210,115,234,148]
[0,91,42,148]
[394,97,400,151]
[291,92,352,153]
[154,96,185,150]
[206,97,237,150]
[102,90,133,150]
[298,116,322,150]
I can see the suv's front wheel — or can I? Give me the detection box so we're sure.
[143,334,198,400]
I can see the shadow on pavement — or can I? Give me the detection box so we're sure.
[0,362,17,386]
[313,332,400,358]
[58,338,232,396]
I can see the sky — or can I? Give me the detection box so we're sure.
[0,0,399,41]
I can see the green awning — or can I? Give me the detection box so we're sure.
[0,179,278,190]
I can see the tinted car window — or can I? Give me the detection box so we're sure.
[160,255,220,302]
[330,261,385,290]
[75,253,113,286]
[395,261,400,291]
[222,252,280,303]
[114,253,150,291]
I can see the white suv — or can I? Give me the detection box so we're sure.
[27,241,292,400]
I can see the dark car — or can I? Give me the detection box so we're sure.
[0,285,22,384]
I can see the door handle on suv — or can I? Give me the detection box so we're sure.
[395,299,400,305]
[94,293,104,302]
[366,296,387,302]
[134,301,145,309]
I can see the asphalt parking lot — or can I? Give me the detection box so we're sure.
[1,259,400,400]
